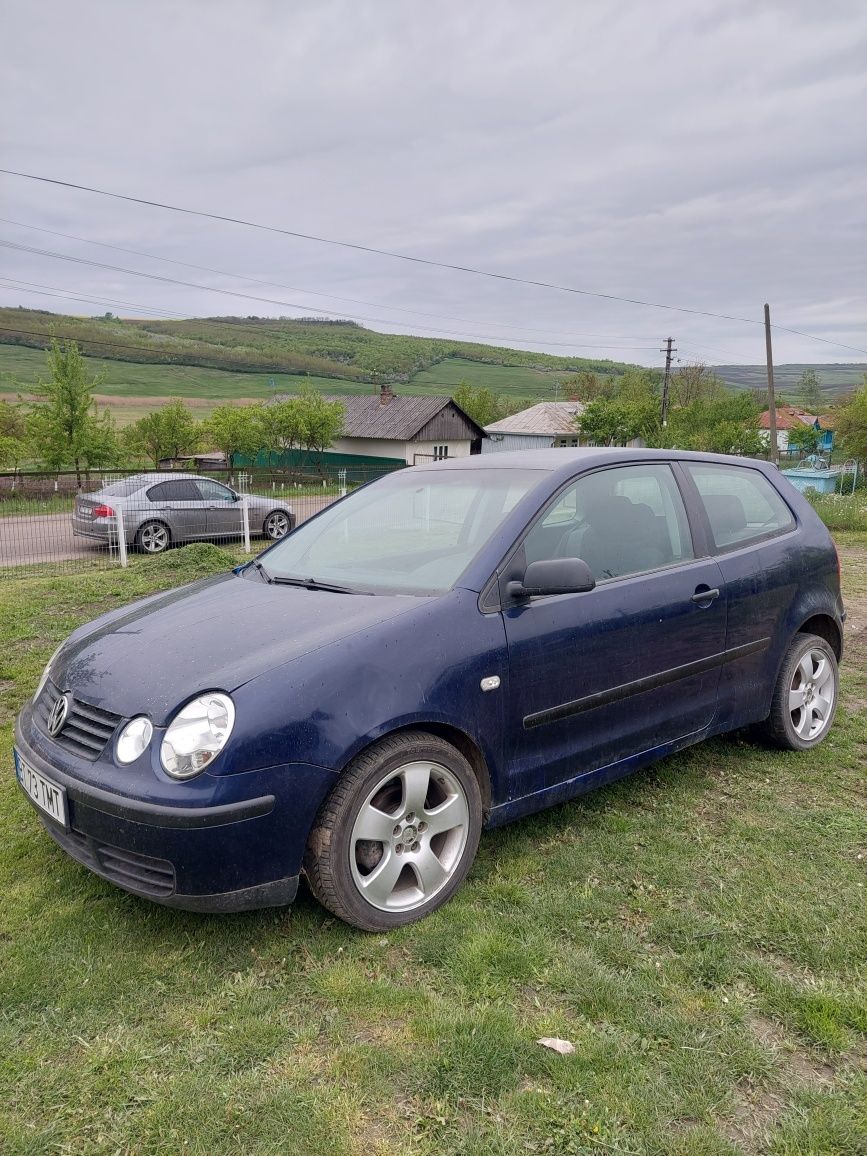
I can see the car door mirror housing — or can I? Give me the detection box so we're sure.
[507,557,596,599]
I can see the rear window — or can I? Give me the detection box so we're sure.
[686,464,795,550]
[99,477,148,497]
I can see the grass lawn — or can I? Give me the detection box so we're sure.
[1,542,865,1154]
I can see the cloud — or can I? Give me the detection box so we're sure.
[0,0,865,367]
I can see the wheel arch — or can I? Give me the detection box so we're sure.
[796,613,842,660]
[341,721,493,816]
[135,517,172,543]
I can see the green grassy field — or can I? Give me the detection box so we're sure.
[411,356,563,397]
[0,345,557,423]
[1,540,865,1153]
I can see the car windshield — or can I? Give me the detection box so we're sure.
[260,467,540,594]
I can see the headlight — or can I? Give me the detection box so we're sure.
[116,716,153,765]
[160,693,235,780]
[34,643,64,702]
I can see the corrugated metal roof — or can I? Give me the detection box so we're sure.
[484,401,585,436]
[267,392,485,441]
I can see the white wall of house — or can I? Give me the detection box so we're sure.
[330,436,405,461]
[328,435,473,464]
[758,429,791,451]
[409,439,472,463]
[481,433,554,453]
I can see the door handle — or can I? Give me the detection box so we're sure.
[691,586,720,604]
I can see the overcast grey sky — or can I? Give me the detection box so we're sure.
[2,0,865,367]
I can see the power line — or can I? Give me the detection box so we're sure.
[0,276,193,319]
[4,167,865,355]
[0,238,659,350]
[0,217,662,344]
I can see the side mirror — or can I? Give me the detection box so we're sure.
[507,557,596,600]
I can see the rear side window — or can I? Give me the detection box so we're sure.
[147,480,201,502]
[685,464,795,550]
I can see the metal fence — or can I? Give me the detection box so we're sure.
[0,465,398,578]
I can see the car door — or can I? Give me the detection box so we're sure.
[145,479,208,542]
[194,479,243,539]
[679,461,801,730]
[498,462,727,801]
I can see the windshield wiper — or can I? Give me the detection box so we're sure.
[251,559,273,584]
[270,575,363,594]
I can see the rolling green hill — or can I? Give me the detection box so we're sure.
[715,363,866,401]
[0,307,630,388]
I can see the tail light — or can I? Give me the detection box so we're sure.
[92,504,115,518]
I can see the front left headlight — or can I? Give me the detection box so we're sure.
[160,693,235,780]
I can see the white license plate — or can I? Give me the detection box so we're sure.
[14,748,68,827]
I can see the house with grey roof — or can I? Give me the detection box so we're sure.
[262,384,486,469]
[481,400,585,453]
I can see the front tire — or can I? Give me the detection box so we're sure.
[304,731,482,931]
[135,520,171,554]
[761,633,838,750]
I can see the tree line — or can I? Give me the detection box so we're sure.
[0,339,345,480]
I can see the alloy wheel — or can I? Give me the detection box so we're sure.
[348,760,470,913]
[789,647,835,740]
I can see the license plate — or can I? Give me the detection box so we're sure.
[14,748,68,828]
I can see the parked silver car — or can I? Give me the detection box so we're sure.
[72,473,295,554]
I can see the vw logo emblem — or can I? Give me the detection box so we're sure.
[47,693,71,738]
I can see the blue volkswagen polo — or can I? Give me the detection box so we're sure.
[14,449,844,930]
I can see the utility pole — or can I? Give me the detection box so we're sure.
[660,337,676,426]
[764,304,778,465]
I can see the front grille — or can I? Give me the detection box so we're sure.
[35,681,122,760]
[44,821,176,898]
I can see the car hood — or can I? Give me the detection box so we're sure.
[51,572,422,724]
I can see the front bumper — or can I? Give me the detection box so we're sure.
[14,712,338,913]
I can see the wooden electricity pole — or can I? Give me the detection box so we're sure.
[660,336,676,426]
[764,304,778,464]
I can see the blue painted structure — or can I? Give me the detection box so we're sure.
[781,467,840,494]
[14,449,843,913]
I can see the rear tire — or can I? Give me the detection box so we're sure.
[135,520,171,555]
[263,510,291,540]
[304,731,482,931]
[761,633,838,750]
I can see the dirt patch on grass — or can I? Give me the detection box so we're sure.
[746,1013,836,1086]
[719,1013,840,1152]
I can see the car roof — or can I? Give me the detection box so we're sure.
[418,447,777,481]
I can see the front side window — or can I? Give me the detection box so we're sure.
[195,480,236,503]
[685,464,795,550]
[523,463,694,582]
[261,467,540,594]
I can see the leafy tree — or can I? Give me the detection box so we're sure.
[577,397,660,446]
[652,392,763,456]
[614,367,659,404]
[836,380,867,461]
[204,404,263,466]
[296,387,344,466]
[787,423,821,456]
[0,400,27,469]
[558,371,613,403]
[125,399,200,468]
[451,383,512,427]
[26,339,114,484]
[669,362,725,408]
[258,397,306,465]
[796,368,823,413]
